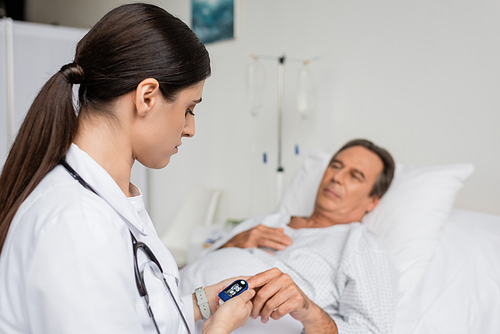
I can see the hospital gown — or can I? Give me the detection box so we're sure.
[203,213,399,334]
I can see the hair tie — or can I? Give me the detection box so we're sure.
[60,62,85,84]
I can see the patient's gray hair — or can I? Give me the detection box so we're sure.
[332,139,395,198]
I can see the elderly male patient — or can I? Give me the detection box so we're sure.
[181,139,399,334]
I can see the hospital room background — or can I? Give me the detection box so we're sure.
[1,0,500,261]
[2,0,500,332]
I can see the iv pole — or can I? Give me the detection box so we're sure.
[276,55,285,203]
[249,53,317,204]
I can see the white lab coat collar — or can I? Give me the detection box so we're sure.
[64,143,148,236]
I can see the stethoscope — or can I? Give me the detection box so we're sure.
[59,158,192,334]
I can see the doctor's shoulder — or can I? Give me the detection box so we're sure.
[7,165,127,248]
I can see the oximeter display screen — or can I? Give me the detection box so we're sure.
[219,279,248,302]
[224,280,246,298]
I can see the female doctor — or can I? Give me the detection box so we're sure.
[0,3,255,334]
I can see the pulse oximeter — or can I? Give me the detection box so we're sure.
[218,279,248,303]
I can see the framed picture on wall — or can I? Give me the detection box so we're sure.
[192,0,237,44]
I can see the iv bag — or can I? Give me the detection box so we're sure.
[296,65,315,118]
[246,60,266,117]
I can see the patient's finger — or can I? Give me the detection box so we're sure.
[248,269,286,319]
[258,232,293,251]
[266,286,303,321]
[259,227,293,248]
[258,293,286,322]
[250,285,279,319]
[259,238,291,251]
[248,268,310,322]
[254,275,298,322]
[270,303,291,321]
[247,268,282,289]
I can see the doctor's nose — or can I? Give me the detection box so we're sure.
[183,115,195,138]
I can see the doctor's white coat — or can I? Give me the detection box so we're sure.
[0,144,195,334]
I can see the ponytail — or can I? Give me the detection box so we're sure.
[0,63,82,252]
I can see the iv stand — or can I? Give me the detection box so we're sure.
[276,55,285,203]
[249,53,318,205]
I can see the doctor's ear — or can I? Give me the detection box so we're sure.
[134,78,161,117]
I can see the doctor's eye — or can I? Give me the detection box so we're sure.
[186,108,195,116]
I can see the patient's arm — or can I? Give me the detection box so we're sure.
[247,268,338,334]
[221,224,293,251]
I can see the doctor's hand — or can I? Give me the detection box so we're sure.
[202,276,250,315]
[221,225,293,251]
[247,268,339,334]
[201,289,255,334]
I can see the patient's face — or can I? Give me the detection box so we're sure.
[314,146,383,224]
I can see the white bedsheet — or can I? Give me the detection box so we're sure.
[394,209,500,333]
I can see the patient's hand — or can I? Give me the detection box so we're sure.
[247,268,338,334]
[221,224,293,251]
[246,268,310,323]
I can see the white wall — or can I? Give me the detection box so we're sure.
[0,19,87,167]
[26,0,500,236]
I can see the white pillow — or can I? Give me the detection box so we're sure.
[276,149,474,295]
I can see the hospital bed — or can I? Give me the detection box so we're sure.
[179,149,500,333]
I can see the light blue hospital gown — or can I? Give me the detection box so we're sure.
[205,213,399,334]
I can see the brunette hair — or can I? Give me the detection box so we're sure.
[331,139,395,198]
[0,3,210,252]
